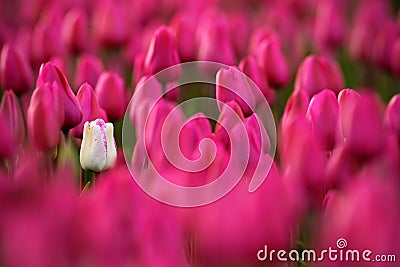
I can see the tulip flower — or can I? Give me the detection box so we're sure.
[371,20,399,71]
[256,37,290,88]
[313,1,345,52]
[92,0,129,47]
[95,71,126,122]
[307,89,340,151]
[37,62,82,131]
[316,178,400,267]
[80,118,117,172]
[170,13,197,61]
[0,90,25,145]
[216,66,256,117]
[337,88,360,139]
[75,54,104,89]
[0,43,33,93]
[197,18,235,75]
[62,8,89,54]
[345,91,385,158]
[0,114,15,158]
[27,83,64,151]
[294,55,344,97]
[70,83,107,139]
[144,26,181,83]
[384,94,400,142]
[239,56,275,105]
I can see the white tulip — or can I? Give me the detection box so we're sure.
[80,119,117,172]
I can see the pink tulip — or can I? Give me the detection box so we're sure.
[280,117,326,201]
[371,20,399,71]
[257,37,290,88]
[197,18,235,75]
[92,0,129,47]
[348,1,389,62]
[390,37,400,77]
[95,71,126,122]
[0,114,15,158]
[215,100,245,147]
[75,54,104,89]
[194,163,299,266]
[31,13,66,66]
[70,83,107,138]
[62,8,89,54]
[313,0,345,52]
[170,13,197,61]
[132,53,146,86]
[239,56,275,105]
[0,90,25,145]
[0,43,33,93]
[37,62,82,131]
[27,83,64,151]
[384,94,400,142]
[294,55,344,97]
[315,178,400,267]
[307,89,340,150]
[216,66,255,117]
[337,88,360,139]
[144,26,181,83]
[345,91,385,158]
[280,90,310,131]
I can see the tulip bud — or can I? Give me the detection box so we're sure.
[197,18,235,75]
[338,88,360,139]
[144,26,181,83]
[313,1,345,52]
[0,43,33,93]
[80,118,117,172]
[37,62,82,131]
[92,0,129,47]
[294,55,344,97]
[0,90,25,145]
[62,8,89,54]
[257,38,290,88]
[27,83,64,151]
[216,66,255,117]
[239,56,275,105]
[384,94,400,142]
[0,114,15,158]
[70,83,107,138]
[372,20,399,71]
[307,89,340,150]
[391,38,400,77]
[95,71,126,121]
[170,14,197,61]
[346,91,385,158]
[75,54,104,89]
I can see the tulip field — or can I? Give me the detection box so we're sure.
[0,0,399,266]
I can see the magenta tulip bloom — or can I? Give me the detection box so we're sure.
[37,62,82,131]
[337,88,360,139]
[27,83,64,151]
[95,71,126,122]
[239,56,275,105]
[345,91,385,158]
[170,13,197,61]
[75,54,104,89]
[294,55,344,97]
[307,89,340,151]
[257,37,290,88]
[62,8,89,54]
[70,83,107,139]
[144,26,181,83]
[0,43,33,93]
[216,66,255,117]
[384,94,400,142]
[0,90,25,145]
